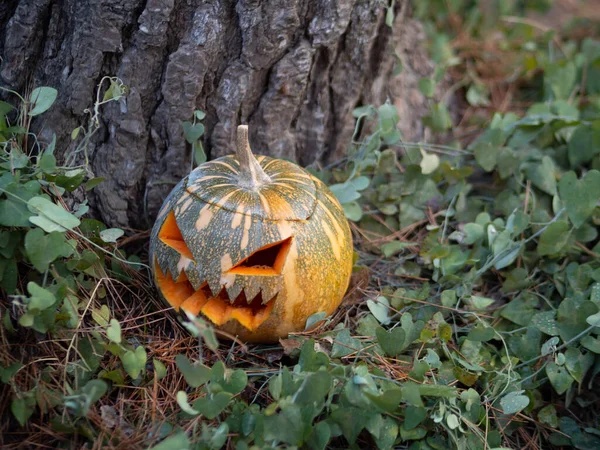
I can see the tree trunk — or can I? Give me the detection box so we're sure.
[0,0,433,230]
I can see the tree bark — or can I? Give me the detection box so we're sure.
[0,0,432,230]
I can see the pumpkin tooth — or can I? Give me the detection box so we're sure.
[207,278,224,298]
[260,280,282,305]
[184,263,205,290]
[156,245,177,278]
[244,284,261,304]
[226,283,244,303]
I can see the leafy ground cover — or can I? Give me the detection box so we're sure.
[1,1,600,449]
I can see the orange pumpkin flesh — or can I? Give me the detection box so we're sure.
[226,236,293,276]
[158,211,195,260]
[150,125,353,343]
[155,260,277,332]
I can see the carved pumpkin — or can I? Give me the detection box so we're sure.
[150,125,353,343]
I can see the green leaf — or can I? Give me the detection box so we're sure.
[330,407,370,445]
[176,391,199,415]
[367,414,398,450]
[99,228,124,243]
[381,240,417,257]
[582,336,600,353]
[473,141,498,172]
[121,347,146,379]
[376,326,406,358]
[193,141,207,166]
[307,421,331,450]
[305,311,327,330]
[586,311,600,327]
[11,395,36,426]
[446,413,460,429]
[81,379,108,403]
[0,362,23,383]
[523,156,557,196]
[92,305,110,326]
[26,282,56,313]
[54,169,86,192]
[263,403,306,446]
[466,83,490,106]
[331,329,362,358]
[153,359,167,380]
[366,388,403,413]
[564,347,594,384]
[500,390,530,414]
[175,354,211,387]
[106,319,121,344]
[404,406,427,430]
[537,221,570,256]
[419,149,440,174]
[148,431,190,450]
[417,384,457,399]
[28,87,57,116]
[558,170,600,228]
[181,121,204,144]
[558,299,597,342]
[401,382,423,406]
[38,153,56,173]
[546,362,574,395]
[193,392,232,419]
[103,79,124,102]
[28,196,80,232]
[85,177,105,191]
[441,290,457,307]
[546,61,576,99]
[468,295,495,310]
[400,313,423,348]
[501,294,537,326]
[467,323,495,342]
[342,201,363,221]
[532,311,560,336]
[218,367,247,395]
[423,103,452,132]
[71,127,81,140]
[367,296,391,325]
[0,196,33,227]
[350,176,369,191]
[418,78,435,97]
[538,405,559,428]
[25,229,74,272]
[293,371,332,405]
[329,183,361,204]
[568,123,600,168]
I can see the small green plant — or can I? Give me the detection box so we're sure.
[0,79,155,439]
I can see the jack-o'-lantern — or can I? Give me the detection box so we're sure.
[150,125,353,343]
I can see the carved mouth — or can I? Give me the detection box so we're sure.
[225,236,293,276]
[155,263,275,331]
[155,210,293,330]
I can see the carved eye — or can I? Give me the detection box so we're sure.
[158,211,194,260]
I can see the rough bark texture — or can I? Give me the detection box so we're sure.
[0,0,436,230]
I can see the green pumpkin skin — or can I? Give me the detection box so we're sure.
[150,128,353,343]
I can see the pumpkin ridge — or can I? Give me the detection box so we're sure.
[180,184,318,222]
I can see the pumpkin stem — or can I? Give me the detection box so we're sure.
[236,125,271,189]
